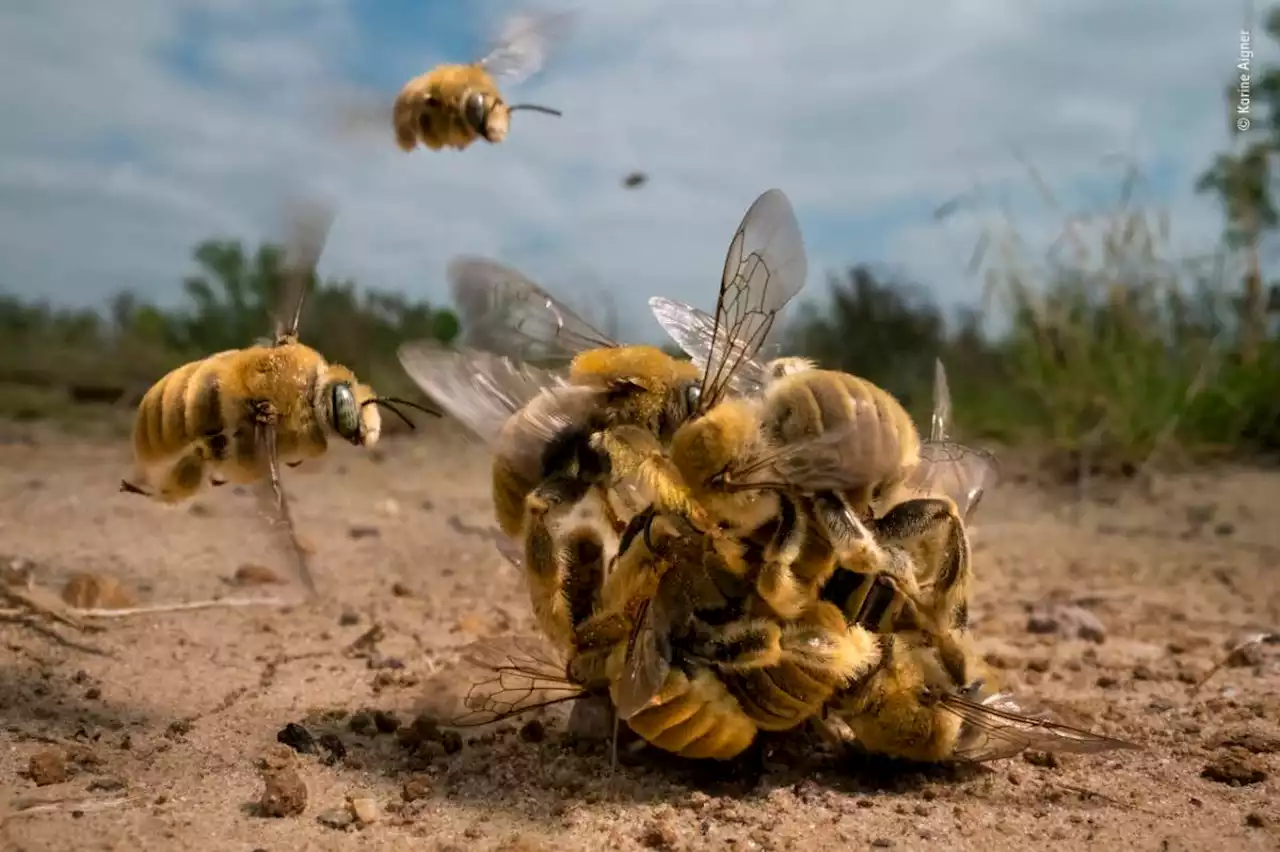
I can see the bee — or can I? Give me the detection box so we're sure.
[819,631,1141,764]
[398,188,809,650]
[392,12,571,152]
[120,200,439,596]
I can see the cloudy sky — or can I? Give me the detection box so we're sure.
[0,0,1261,341]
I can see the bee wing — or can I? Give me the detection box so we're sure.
[930,358,952,443]
[494,535,524,569]
[448,256,618,366]
[419,635,588,728]
[944,690,1141,763]
[273,196,336,345]
[696,189,808,409]
[649,297,771,397]
[396,339,583,446]
[476,11,574,86]
[903,442,1000,522]
[613,596,673,721]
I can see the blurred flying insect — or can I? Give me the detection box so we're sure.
[392,11,572,152]
[398,188,809,651]
[121,200,439,597]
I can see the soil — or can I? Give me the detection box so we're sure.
[1,421,1278,852]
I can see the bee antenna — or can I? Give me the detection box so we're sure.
[363,397,442,429]
[507,103,563,117]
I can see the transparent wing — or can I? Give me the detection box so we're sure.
[448,256,618,366]
[930,358,951,443]
[494,535,524,569]
[649,297,771,397]
[726,409,907,495]
[613,598,671,721]
[396,340,577,446]
[902,442,999,522]
[696,189,808,409]
[274,196,336,345]
[946,690,1140,763]
[419,635,588,728]
[477,11,575,86]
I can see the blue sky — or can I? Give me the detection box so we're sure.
[0,0,1263,343]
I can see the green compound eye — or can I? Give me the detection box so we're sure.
[331,383,359,441]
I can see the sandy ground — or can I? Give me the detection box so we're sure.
[0,421,1278,852]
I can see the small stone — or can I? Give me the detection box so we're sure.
[28,749,70,786]
[871,840,894,849]
[348,525,380,540]
[277,723,316,754]
[338,610,360,627]
[1096,675,1118,688]
[391,582,413,597]
[519,719,546,743]
[1245,812,1268,829]
[347,795,380,826]
[402,777,432,802]
[376,499,401,517]
[84,687,101,700]
[234,563,284,586]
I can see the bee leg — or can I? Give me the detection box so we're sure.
[562,525,607,634]
[524,475,593,650]
[590,426,714,534]
[250,411,318,599]
[686,617,783,672]
[119,479,151,497]
[756,495,811,620]
[871,498,971,631]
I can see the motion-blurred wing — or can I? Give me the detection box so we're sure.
[477,11,575,86]
[449,256,617,366]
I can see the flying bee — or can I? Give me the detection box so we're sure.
[392,11,571,152]
[120,199,439,596]
[398,188,809,650]
[819,630,1140,765]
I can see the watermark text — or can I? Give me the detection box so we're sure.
[1238,29,1253,131]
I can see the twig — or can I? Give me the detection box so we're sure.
[70,596,297,619]
[1191,632,1277,693]
[2,791,134,823]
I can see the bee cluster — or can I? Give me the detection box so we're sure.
[397,188,1139,768]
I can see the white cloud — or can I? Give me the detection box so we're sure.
[0,0,1257,343]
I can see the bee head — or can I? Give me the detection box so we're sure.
[670,398,759,495]
[323,368,440,447]
[465,87,562,143]
[464,90,507,142]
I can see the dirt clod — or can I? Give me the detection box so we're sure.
[233,563,284,586]
[348,525,380,540]
[1026,604,1106,643]
[402,776,432,802]
[1201,750,1268,786]
[61,572,136,609]
[348,711,376,736]
[257,747,307,818]
[372,710,401,733]
[519,719,546,743]
[277,722,316,754]
[28,748,70,786]
[1210,726,1280,754]
[639,818,679,849]
[318,733,347,765]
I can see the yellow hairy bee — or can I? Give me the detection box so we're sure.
[121,201,438,596]
[397,188,809,651]
[819,630,1141,764]
[392,12,570,152]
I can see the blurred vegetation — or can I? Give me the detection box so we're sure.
[2,9,1279,470]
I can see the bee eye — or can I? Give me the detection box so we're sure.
[464,91,488,132]
[330,383,360,441]
[683,384,701,412]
